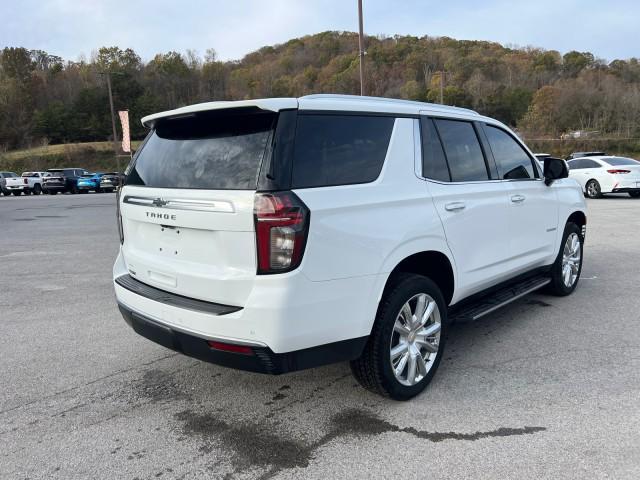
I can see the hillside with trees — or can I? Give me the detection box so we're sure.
[2,31,640,165]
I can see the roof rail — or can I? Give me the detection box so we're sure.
[300,94,479,115]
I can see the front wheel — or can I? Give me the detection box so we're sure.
[351,274,446,400]
[629,191,640,198]
[585,180,602,199]
[546,222,583,296]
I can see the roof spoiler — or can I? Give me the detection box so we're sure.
[141,98,298,128]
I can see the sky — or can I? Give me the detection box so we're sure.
[1,0,639,63]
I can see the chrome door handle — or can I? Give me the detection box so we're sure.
[511,194,526,203]
[445,201,466,211]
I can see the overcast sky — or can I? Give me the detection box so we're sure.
[2,0,638,62]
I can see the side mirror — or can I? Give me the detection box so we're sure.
[543,157,569,186]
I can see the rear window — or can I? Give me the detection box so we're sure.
[126,110,276,190]
[291,114,395,188]
[434,119,488,182]
[603,157,639,166]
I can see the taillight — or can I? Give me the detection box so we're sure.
[116,188,124,244]
[254,191,309,274]
[607,169,631,174]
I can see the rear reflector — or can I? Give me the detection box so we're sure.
[207,341,254,355]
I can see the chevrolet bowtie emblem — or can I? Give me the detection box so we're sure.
[152,198,168,207]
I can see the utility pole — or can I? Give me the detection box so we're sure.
[102,72,121,174]
[357,0,365,96]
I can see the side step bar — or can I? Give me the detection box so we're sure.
[448,275,551,323]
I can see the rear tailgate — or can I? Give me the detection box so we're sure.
[120,186,256,306]
[5,177,24,188]
[119,107,281,308]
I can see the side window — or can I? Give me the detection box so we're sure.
[291,114,395,188]
[485,125,537,180]
[568,160,582,170]
[420,118,450,182]
[433,119,488,182]
[583,160,601,169]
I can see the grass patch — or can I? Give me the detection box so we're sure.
[0,141,142,173]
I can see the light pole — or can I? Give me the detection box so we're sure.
[100,71,121,174]
[358,0,365,96]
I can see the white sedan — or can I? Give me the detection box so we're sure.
[567,156,640,198]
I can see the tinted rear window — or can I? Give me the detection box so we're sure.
[291,114,394,188]
[126,110,276,190]
[603,157,639,166]
[434,119,488,182]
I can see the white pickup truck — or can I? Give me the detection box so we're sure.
[21,172,49,195]
[0,171,26,196]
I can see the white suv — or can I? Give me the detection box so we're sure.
[113,95,586,400]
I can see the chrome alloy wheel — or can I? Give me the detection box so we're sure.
[390,293,441,386]
[587,181,600,198]
[562,232,581,288]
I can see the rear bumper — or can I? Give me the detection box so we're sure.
[113,248,380,354]
[6,185,25,190]
[118,301,366,374]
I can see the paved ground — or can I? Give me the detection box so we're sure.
[1,192,639,480]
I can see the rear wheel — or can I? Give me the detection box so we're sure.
[33,184,42,195]
[12,191,21,196]
[546,222,583,296]
[585,180,601,199]
[351,273,446,400]
[629,191,640,198]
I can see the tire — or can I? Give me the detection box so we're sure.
[350,273,447,400]
[585,179,601,199]
[629,191,640,198]
[12,191,21,196]
[546,222,583,296]
[33,184,42,195]
[71,185,79,194]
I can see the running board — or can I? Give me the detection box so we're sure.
[448,275,551,323]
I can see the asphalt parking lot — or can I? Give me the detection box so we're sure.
[1,192,639,480]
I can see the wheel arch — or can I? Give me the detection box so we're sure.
[381,250,456,308]
[566,210,587,236]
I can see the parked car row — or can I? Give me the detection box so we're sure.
[534,152,640,198]
[0,169,123,196]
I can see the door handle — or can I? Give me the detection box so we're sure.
[445,201,466,211]
[510,194,526,203]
